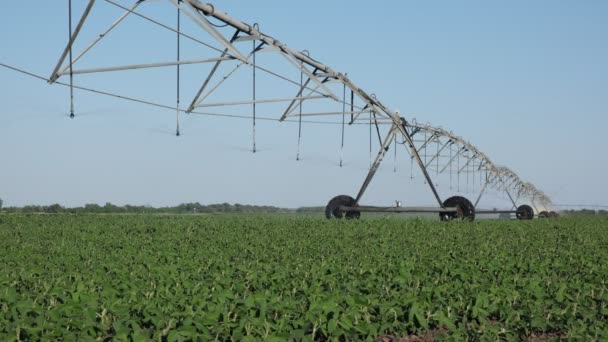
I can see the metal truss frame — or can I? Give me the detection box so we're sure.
[47,0,553,215]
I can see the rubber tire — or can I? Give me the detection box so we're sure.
[439,196,475,221]
[325,195,360,220]
[538,211,549,218]
[516,205,534,220]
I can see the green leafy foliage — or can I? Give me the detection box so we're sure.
[0,214,607,340]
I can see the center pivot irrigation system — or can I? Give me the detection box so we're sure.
[41,0,555,220]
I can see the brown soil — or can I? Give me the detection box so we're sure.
[525,331,566,341]
[375,327,566,342]
[374,327,450,342]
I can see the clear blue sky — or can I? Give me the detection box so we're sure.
[1,1,607,209]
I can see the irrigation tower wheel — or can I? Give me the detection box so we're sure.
[516,205,534,220]
[325,195,361,219]
[439,196,475,221]
[538,211,549,218]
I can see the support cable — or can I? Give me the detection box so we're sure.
[105,0,366,114]
[104,0,350,108]
[0,62,370,126]
[105,0,223,54]
[68,0,75,119]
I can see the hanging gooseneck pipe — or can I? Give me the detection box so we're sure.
[68,0,75,119]
[251,24,259,153]
[176,0,181,136]
[340,80,346,167]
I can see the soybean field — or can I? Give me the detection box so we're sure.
[1,214,607,340]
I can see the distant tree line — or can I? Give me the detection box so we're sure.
[295,206,324,213]
[561,209,608,216]
[0,202,294,214]
[2,200,606,216]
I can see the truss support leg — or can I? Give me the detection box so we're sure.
[440,145,463,173]
[424,139,452,169]
[49,0,96,83]
[497,176,518,210]
[354,125,397,204]
[59,1,142,76]
[474,179,489,207]
[396,119,444,208]
[186,29,240,113]
[280,72,314,121]
[504,189,518,210]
